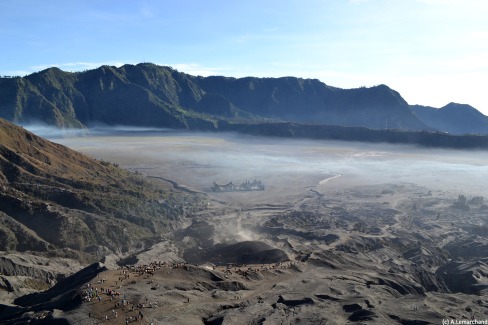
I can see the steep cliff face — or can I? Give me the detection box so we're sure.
[0,63,432,131]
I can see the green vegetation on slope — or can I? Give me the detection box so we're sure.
[0,63,430,131]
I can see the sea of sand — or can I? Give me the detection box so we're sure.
[12,130,488,324]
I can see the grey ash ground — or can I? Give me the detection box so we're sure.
[3,132,488,324]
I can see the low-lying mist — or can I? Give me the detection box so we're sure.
[29,125,488,198]
[23,124,174,139]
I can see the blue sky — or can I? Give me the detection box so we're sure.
[1,0,487,114]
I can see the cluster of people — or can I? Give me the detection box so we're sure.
[125,310,144,324]
[80,259,298,323]
[219,261,295,276]
[119,261,168,277]
[103,309,117,320]
[81,283,102,302]
[82,269,158,323]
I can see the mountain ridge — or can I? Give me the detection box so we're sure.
[1,63,487,136]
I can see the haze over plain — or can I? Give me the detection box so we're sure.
[53,130,488,198]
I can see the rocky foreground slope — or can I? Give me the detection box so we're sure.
[0,119,201,301]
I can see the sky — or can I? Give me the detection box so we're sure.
[1,0,487,114]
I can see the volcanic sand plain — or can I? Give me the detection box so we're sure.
[51,131,488,324]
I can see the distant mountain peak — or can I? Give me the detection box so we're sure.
[412,102,488,135]
[442,102,477,112]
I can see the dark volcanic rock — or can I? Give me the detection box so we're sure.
[181,265,224,282]
[377,277,424,296]
[204,315,225,325]
[214,281,248,291]
[435,260,488,294]
[444,238,488,259]
[315,294,341,301]
[388,314,431,325]
[347,309,377,321]
[176,220,215,247]
[183,240,288,265]
[277,295,314,307]
[342,303,363,313]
